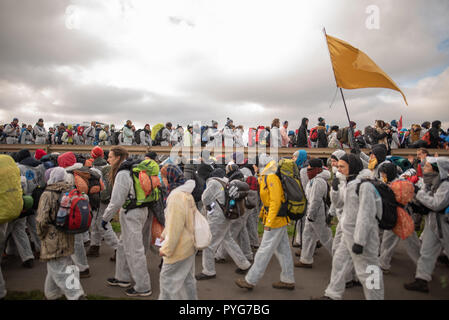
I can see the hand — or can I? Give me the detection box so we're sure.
[101,220,108,230]
[352,243,363,255]
[159,249,165,257]
[332,178,339,191]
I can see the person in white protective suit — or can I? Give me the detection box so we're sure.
[295,158,333,268]
[377,163,421,274]
[319,153,384,300]
[404,157,449,293]
[195,167,252,281]
[36,167,86,300]
[102,147,152,297]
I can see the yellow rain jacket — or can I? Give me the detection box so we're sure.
[258,160,289,229]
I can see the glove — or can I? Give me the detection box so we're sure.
[352,243,363,255]
[210,136,214,141]
[206,204,212,212]
[101,220,108,231]
[228,185,239,199]
[326,214,332,225]
[332,178,339,191]
[414,185,420,194]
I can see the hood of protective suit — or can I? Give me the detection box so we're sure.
[64,162,83,173]
[240,167,253,178]
[331,150,346,161]
[260,160,278,176]
[171,179,196,195]
[427,157,449,180]
[314,169,331,181]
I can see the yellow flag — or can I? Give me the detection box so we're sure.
[326,34,407,105]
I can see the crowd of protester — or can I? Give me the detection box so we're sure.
[1,117,448,150]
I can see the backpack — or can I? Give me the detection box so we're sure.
[421,131,431,146]
[151,123,165,146]
[310,127,318,142]
[110,131,120,145]
[99,165,112,203]
[0,155,23,224]
[274,159,307,221]
[191,171,205,203]
[213,178,249,220]
[73,167,104,211]
[134,129,143,145]
[356,179,398,230]
[120,159,161,213]
[191,198,212,249]
[31,184,46,211]
[54,189,92,234]
[245,173,260,209]
[387,156,412,173]
[201,126,209,145]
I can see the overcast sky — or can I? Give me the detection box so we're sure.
[1,0,448,133]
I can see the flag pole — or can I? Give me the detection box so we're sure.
[323,27,358,151]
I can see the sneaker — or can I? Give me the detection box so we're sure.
[22,259,34,269]
[235,278,254,290]
[80,268,90,278]
[125,288,152,297]
[86,245,100,257]
[437,255,449,267]
[195,273,216,281]
[235,267,250,275]
[272,281,295,290]
[404,278,429,293]
[294,261,312,268]
[316,241,322,249]
[107,278,132,288]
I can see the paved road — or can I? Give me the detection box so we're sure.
[2,239,448,300]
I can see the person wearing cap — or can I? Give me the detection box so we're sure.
[206,120,221,148]
[405,157,449,293]
[235,154,295,291]
[4,118,20,144]
[183,124,193,147]
[378,163,421,274]
[158,164,198,300]
[318,153,384,300]
[57,152,91,278]
[295,158,333,268]
[33,118,47,145]
[196,165,252,281]
[35,167,87,300]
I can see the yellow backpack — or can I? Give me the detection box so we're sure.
[0,155,23,223]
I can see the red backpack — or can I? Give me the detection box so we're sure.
[246,176,259,191]
[310,127,318,142]
[56,189,92,234]
[421,131,431,146]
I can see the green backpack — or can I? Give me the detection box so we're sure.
[275,159,307,221]
[122,159,161,213]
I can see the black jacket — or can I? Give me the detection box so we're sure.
[296,118,308,147]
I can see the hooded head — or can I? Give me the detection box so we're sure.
[340,154,364,179]
[293,149,308,168]
[258,153,274,171]
[17,149,31,163]
[390,120,398,128]
[301,117,309,128]
[426,157,449,181]
[47,167,68,185]
[431,121,441,129]
[34,149,47,161]
[371,144,388,163]
[198,163,214,181]
[57,152,77,169]
[210,168,226,179]
[331,150,346,162]
[379,162,398,183]
[421,121,430,129]
[91,146,104,159]
[307,158,323,180]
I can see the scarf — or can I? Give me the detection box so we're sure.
[307,167,323,180]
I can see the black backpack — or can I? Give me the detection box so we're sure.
[212,178,249,220]
[154,128,164,145]
[134,129,143,145]
[191,172,205,203]
[111,131,120,145]
[32,184,46,211]
[356,179,398,230]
